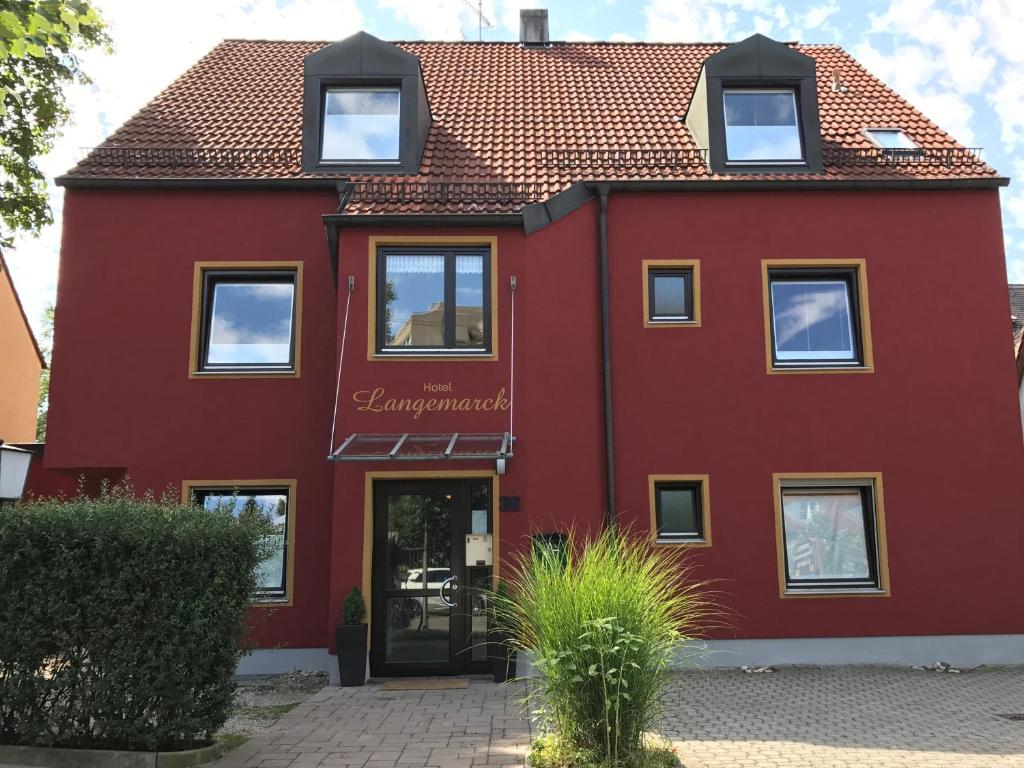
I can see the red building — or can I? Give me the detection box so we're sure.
[42,15,1024,678]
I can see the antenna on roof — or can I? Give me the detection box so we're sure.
[461,0,494,41]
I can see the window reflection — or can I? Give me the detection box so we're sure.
[724,90,802,162]
[321,88,400,162]
[770,279,855,362]
[206,280,295,366]
[196,490,288,593]
[385,255,445,346]
[782,489,871,582]
[381,251,487,351]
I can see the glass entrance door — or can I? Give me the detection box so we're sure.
[371,480,492,677]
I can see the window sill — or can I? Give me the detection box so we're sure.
[782,587,887,598]
[645,319,701,329]
[768,365,873,376]
[654,537,710,547]
[190,369,299,379]
[250,595,291,607]
[370,351,496,362]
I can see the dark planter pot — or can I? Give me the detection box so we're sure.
[489,630,517,683]
[335,623,368,686]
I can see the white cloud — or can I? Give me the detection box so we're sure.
[4,0,363,338]
[375,0,472,39]
[642,0,774,42]
[852,40,976,145]
[804,1,839,30]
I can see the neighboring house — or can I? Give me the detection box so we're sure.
[0,251,44,443]
[41,14,1024,677]
[1012,284,1024,434]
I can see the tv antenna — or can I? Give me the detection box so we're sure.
[461,0,493,41]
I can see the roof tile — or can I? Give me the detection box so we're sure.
[65,39,1001,214]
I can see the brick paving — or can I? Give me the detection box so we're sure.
[213,678,530,768]
[213,667,1024,768]
[662,666,1024,768]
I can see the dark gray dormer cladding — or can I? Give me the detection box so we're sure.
[301,31,431,175]
[686,34,823,174]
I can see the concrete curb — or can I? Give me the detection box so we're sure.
[0,742,223,767]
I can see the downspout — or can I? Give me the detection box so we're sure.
[596,184,617,531]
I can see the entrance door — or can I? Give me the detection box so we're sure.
[371,479,493,677]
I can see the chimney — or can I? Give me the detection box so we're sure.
[519,9,549,46]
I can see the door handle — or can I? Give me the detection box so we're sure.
[439,575,458,607]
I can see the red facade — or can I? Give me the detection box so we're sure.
[42,185,1024,652]
[36,31,1024,671]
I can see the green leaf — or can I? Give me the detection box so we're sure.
[9,37,25,57]
[0,10,27,38]
[25,42,45,58]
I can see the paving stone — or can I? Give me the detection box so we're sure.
[213,668,1024,768]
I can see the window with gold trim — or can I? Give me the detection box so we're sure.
[184,480,296,604]
[774,474,889,596]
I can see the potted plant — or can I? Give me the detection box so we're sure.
[488,580,517,683]
[335,586,367,686]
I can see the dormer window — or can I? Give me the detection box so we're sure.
[321,87,401,163]
[685,34,823,174]
[865,128,917,150]
[301,32,431,175]
[723,89,803,164]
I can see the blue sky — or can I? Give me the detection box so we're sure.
[7,0,1023,339]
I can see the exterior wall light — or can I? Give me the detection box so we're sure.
[0,440,33,508]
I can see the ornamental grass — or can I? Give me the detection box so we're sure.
[494,527,717,767]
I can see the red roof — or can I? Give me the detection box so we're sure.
[62,39,1003,213]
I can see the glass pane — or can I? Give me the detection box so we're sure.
[207,281,294,365]
[384,255,445,347]
[385,493,452,591]
[397,435,453,458]
[651,273,689,318]
[200,491,288,591]
[455,255,485,348]
[771,279,855,361]
[385,596,450,664]
[782,490,871,581]
[724,91,802,161]
[322,88,400,161]
[470,482,491,535]
[657,486,699,536]
[869,129,916,149]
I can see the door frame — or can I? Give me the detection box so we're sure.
[361,470,499,676]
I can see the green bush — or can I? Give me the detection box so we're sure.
[343,586,366,624]
[495,528,714,766]
[0,485,273,751]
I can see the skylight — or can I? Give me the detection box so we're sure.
[865,129,917,150]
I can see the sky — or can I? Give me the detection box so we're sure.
[6,0,1024,340]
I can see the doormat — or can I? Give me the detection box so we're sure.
[381,678,470,691]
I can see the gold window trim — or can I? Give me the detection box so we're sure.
[642,259,702,328]
[772,472,890,599]
[760,258,874,375]
[188,261,303,380]
[648,474,712,547]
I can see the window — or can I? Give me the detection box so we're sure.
[766,266,867,369]
[649,475,711,546]
[865,128,917,151]
[189,484,294,601]
[642,260,701,327]
[376,247,491,355]
[775,477,887,594]
[321,87,400,163]
[723,89,803,163]
[194,265,300,375]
